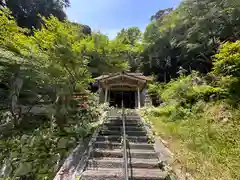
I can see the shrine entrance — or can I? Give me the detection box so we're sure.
[109,91,135,109]
[95,72,151,109]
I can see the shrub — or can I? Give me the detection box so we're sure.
[159,72,224,105]
[186,85,223,101]
[143,41,240,180]
[213,41,240,104]
[142,101,240,179]
[161,74,192,104]
[150,105,176,117]
[213,41,240,77]
[148,83,163,96]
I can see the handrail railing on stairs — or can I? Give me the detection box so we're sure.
[121,100,129,180]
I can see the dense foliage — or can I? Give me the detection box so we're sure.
[142,41,240,179]
[140,0,240,81]
[140,1,240,176]
[115,27,143,72]
[0,0,240,179]
[0,0,69,29]
[0,7,125,179]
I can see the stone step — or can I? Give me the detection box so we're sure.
[101,125,144,132]
[81,168,168,180]
[92,149,157,159]
[87,157,160,169]
[108,115,141,119]
[96,135,149,143]
[96,135,121,142]
[104,121,143,127]
[103,123,143,129]
[94,141,154,150]
[99,130,146,136]
[105,119,142,124]
[106,118,141,122]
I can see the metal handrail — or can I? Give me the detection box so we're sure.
[121,100,129,180]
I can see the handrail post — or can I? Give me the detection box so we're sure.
[122,100,128,180]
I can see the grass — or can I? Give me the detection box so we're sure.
[142,101,240,180]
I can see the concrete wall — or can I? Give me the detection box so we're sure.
[135,92,138,108]
[141,88,146,107]
[99,88,105,104]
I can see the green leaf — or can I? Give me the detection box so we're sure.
[15,162,32,176]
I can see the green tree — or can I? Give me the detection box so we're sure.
[212,41,240,103]
[0,0,69,29]
[143,23,161,45]
[115,27,143,72]
[0,10,99,179]
[213,41,240,77]
[116,27,142,45]
[79,32,128,76]
[141,0,240,81]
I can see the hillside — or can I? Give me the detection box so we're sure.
[0,0,240,179]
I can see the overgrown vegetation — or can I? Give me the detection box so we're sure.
[142,41,240,179]
[140,2,240,178]
[0,95,100,179]
[0,0,240,179]
[141,0,240,81]
[0,7,122,179]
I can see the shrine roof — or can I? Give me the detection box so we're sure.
[95,72,152,81]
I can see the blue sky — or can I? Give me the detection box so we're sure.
[66,0,182,39]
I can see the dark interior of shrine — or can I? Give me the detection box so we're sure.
[109,91,135,109]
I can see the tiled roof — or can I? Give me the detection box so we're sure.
[95,72,152,81]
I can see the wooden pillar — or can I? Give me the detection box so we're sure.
[138,86,141,109]
[105,87,108,103]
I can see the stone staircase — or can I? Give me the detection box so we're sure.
[81,110,168,180]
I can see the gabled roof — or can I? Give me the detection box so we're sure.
[95,72,152,81]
